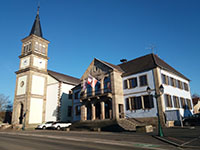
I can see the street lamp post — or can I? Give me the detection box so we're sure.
[22,110,27,131]
[146,85,164,137]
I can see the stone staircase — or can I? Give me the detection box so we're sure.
[117,118,147,131]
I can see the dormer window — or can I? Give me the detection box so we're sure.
[23,42,32,55]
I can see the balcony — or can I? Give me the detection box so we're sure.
[80,88,112,100]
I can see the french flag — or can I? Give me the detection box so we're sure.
[87,75,98,88]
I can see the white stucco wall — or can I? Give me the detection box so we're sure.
[160,69,193,116]
[29,98,43,124]
[17,75,27,95]
[45,76,59,122]
[60,83,74,122]
[31,75,45,95]
[123,70,158,118]
[45,75,75,122]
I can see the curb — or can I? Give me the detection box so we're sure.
[152,135,200,149]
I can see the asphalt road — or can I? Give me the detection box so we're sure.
[0,131,179,150]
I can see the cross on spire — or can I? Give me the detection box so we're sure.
[29,5,43,38]
[37,4,40,15]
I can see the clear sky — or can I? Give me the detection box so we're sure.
[0,0,199,102]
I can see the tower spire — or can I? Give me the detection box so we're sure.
[29,6,43,38]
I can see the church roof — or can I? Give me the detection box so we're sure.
[118,53,189,80]
[29,7,43,38]
[48,70,80,85]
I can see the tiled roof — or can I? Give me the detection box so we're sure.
[48,70,80,85]
[118,53,189,80]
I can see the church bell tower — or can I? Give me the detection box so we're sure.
[12,7,50,127]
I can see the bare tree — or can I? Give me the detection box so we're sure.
[0,94,11,123]
[192,93,200,99]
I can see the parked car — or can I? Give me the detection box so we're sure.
[183,113,200,126]
[50,121,72,130]
[36,121,55,130]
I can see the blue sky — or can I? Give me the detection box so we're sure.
[0,0,199,102]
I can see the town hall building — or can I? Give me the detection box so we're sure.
[72,55,193,127]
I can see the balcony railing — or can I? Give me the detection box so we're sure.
[80,88,112,99]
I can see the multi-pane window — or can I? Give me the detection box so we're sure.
[162,74,169,85]
[143,95,154,109]
[126,95,154,111]
[23,42,32,54]
[124,80,128,89]
[129,77,137,88]
[164,94,172,107]
[162,74,166,84]
[75,105,81,116]
[180,97,186,108]
[126,98,130,110]
[104,77,111,92]
[186,99,192,110]
[178,80,183,89]
[183,83,189,91]
[95,82,101,94]
[170,77,176,87]
[173,96,180,108]
[35,42,46,54]
[67,106,72,117]
[176,80,183,89]
[139,75,148,86]
[130,97,142,110]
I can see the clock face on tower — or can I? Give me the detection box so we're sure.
[33,57,46,69]
[20,57,30,69]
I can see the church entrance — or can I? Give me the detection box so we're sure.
[19,103,24,124]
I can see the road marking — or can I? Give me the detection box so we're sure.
[167,137,185,143]
[0,132,170,150]
[181,136,200,146]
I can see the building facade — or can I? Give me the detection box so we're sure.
[72,54,193,126]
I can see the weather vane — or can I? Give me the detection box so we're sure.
[146,44,157,54]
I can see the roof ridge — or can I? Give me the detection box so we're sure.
[48,70,80,80]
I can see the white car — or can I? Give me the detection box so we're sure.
[51,121,72,130]
[36,121,55,130]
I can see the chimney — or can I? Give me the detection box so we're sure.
[120,59,127,63]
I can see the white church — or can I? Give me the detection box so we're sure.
[12,9,80,127]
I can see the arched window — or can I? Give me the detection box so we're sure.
[95,81,101,95]
[104,77,111,93]
[87,83,92,96]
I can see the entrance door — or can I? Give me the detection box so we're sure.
[95,102,101,119]
[118,104,124,118]
[105,100,112,119]
[87,103,92,120]
[19,103,24,124]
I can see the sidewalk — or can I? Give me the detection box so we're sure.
[152,126,200,149]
